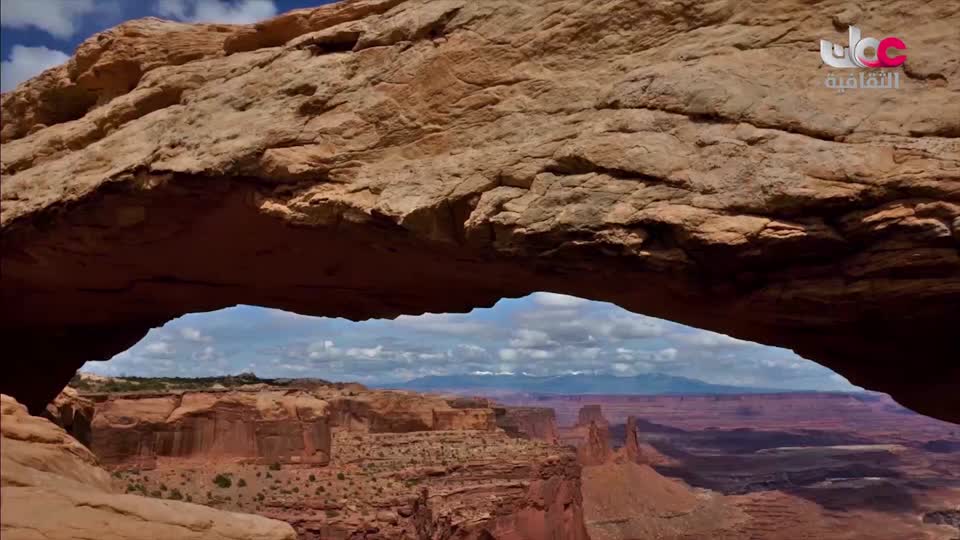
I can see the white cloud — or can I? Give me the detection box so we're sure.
[498,348,518,361]
[307,339,340,359]
[192,345,223,362]
[345,345,384,359]
[179,327,212,343]
[155,0,277,24]
[509,329,555,349]
[677,330,756,349]
[455,344,488,359]
[597,315,665,340]
[1,45,70,92]
[0,0,105,38]
[532,292,588,308]
[142,341,175,358]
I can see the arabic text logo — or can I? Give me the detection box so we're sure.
[820,26,906,69]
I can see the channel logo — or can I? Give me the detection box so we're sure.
[820,26,906,69]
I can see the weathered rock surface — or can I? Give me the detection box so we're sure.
[620,415,674,467]
[577,405,608,429]
[2,0,959,421]
[90,390,332,468]
[495,406,560,443]
[563,405,615,466]
[87,383,589,540]
[0,394,297,540]
[324,389,496,432]
[582,462,742,540]
[43,387,95,448]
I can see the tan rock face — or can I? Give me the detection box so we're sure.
[1,0,958,421]
[324,388,497,432]
[43,387,95,448]
[90,390,332,468]
[0,394,297,540]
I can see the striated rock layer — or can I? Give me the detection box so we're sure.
[43,387,95,448]
[495,406,560,443]
[0,394,297,540]
[90,390,332,468]
[83,382,590,539]
[2,0,959,421]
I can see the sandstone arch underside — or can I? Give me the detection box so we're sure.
[2,0,958,420]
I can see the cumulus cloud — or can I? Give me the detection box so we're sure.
[454,344,489,359]
[87,293,861,391]
[142,341,175,358]
[676,330,756,349]
[192,345,221,362]
[0,45,70,92]
[155,0,277,24]
[596,315,665,340]
[509,329,556,349]
[179,327,213,343]
[0,0,112,38]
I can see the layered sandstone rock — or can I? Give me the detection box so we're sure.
[258,430,588,539]
[495,406,560,443]
[577,421,613,466]
[43,387,95,448]
[0,394,297,540]
[577,405,608,429]
[619,415,674,467]
[560,405,611,465]
[1,0,959,423]
[90,390,331,468]
[322,388,496,432]
[582,462,742,540]
[79,382,589,539]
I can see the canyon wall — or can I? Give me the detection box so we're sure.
[0,394,297,540]
[78,383,591,539]
[494,406,560,443]
[282,429,590,540]
[501,392,960,442]
[43,386,95,448]
[90,390,332,468]
[324,390,496,432]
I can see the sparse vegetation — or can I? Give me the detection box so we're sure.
[213,474,232,489]
[69,372,278,394]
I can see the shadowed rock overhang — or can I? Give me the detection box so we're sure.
[2,0,958,420]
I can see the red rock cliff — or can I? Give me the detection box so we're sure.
[43,387,95,448]
[1,394,297,540]
[91,390,331,468]
[495,406,560,444]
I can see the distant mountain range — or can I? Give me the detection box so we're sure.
[385,373,792,395]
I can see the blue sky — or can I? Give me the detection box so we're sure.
[84,293,860,392]
[2,1,859,392]
[1,0,335,91]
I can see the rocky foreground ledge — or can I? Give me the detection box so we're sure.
[0,394,298,540]
[1,1,958,421]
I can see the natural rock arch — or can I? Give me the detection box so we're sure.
[2,0,958,421]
